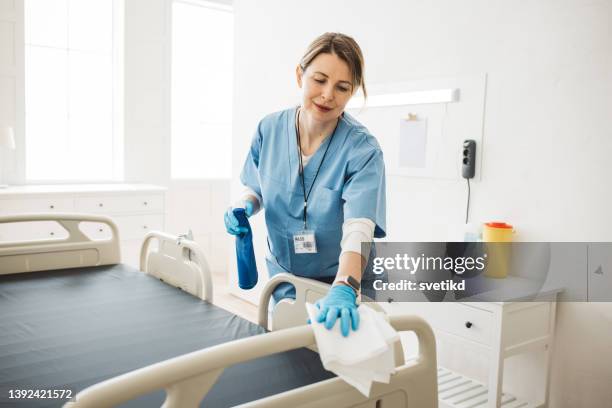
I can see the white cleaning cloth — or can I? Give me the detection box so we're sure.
[305,303,399,396]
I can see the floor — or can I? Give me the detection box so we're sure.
[211,272,258,323]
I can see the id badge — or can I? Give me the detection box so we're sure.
[293,230,317,254]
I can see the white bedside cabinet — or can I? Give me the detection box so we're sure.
[383,289,561,408]
[0,184,166,268]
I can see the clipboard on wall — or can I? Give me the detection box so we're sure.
[399,114,427,169]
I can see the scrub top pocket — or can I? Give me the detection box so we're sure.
[309,186,344,231]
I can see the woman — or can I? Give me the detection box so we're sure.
[225,33,386,337]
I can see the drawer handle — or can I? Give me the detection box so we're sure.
[465,321,473,329]
[143,201,148,206]
[143,225,148,229]
[50,232,54,236]
[49,205,55,209]
[98,228,103,232]
[98,203,104,207]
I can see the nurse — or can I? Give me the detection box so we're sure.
[225,32,386,337]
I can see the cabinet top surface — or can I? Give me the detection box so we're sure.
[0,184,167,196]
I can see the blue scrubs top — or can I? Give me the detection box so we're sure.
[240,107,386,292]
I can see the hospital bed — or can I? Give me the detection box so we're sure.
[0,214,438,407]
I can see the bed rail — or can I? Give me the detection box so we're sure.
[140,231,213,302]
[259,273,405,367]
[258,273,331,330]
[0,213,121,275]
[258,273,389,330]
[65,315,437,408]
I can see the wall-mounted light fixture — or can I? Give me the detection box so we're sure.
[347,88,460,109]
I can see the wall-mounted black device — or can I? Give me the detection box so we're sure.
[461,140,476,179]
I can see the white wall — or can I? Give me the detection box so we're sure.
[232,0,612,406]
[164,179,231,276]
[0,0,24,184]
[124,0,170,185]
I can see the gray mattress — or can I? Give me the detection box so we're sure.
[0,264,334,407]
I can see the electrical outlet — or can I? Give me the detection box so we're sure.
[462,140,476,179]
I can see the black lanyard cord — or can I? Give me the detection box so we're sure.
[296,107,339,229]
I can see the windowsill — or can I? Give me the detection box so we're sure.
[0,183,166,196]
[22,180,126,185]
[169,178,231,187]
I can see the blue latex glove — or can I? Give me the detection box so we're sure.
[315,285,359,337]
[224,200,254,235]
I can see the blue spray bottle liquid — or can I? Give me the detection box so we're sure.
[233,208,258,289]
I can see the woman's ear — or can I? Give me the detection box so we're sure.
[296,65,304,88]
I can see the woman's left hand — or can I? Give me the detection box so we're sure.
[315,285,359,337]
[223,200,254,236]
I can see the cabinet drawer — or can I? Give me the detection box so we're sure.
[0,220,69,242]
[78,221,114,241]
[0,198,74,214]
[392,303,493,346]
[432,303,493,346]
[74,194,164,214]
[114,215,164,240]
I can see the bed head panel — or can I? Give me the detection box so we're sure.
[0,213,121,275]
[259,273,405,367]
[257,273,329,331]
[140,231,213,302]
[259,273,387,331]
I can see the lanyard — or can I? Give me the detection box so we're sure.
[295,107,339,229]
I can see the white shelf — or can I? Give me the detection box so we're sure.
[437,367,533,408]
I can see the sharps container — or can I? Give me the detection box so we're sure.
[483,222,514,278]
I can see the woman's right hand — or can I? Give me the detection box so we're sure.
[224,200,254,235]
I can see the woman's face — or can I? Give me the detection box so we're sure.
[297,52,355,123]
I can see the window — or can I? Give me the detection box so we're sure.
[24,0,122,182]
[171,0,233,179]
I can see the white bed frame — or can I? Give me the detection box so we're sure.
[0,214,438,408]
[0,213,121,275]
[0,214,213,302]
[140,230,213,303]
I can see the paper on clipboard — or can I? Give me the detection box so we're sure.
[399,118,427,168]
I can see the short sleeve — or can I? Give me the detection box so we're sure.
[239,122,263,199]
[342,137,386,238]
